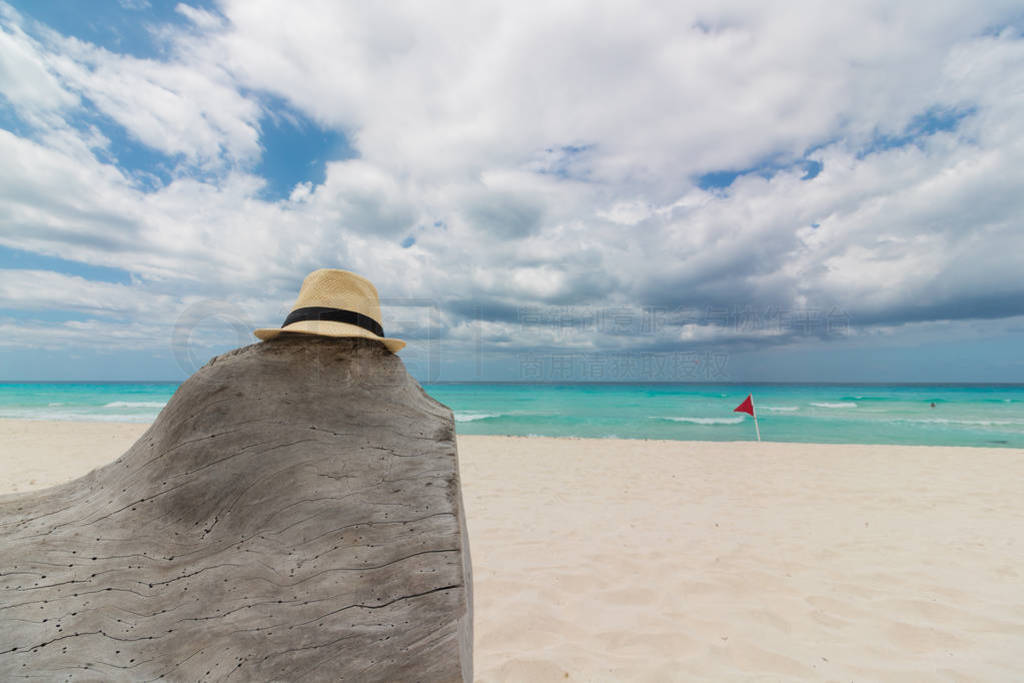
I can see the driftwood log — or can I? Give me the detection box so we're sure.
[0,336,472,681]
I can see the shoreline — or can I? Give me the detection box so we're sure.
[0,417,1018,451]
[3,419,1023,679]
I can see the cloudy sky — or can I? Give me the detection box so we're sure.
[1,0,1022,382]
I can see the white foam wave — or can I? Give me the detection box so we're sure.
[652,416,745,425]
[0,409,151,423]
[454,411,502,422]
[903,417,1023,427]
[48,402,64,406]
[763,405,798,412]
[103,401,166,408]
[811,402,857,408]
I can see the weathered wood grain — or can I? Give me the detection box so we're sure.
[0,336,472,681]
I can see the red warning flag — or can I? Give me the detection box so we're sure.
[733,394,755,416]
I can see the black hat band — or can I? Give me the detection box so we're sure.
[282,306,384,338]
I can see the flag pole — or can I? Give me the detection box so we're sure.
[752,395,761,442]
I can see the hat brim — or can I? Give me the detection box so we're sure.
[254,319,406,353]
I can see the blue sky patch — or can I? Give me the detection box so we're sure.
[0,100,34,139]
[7,0,222,60]
[401,236,416,248]
[254,95,355,200]
[801,160,823,180]
[696,158,781,190]
[0,244,133,284]
[696,169,744,190]
[698,155,824,190]
[859,105,975,157]
[72,100,180,189]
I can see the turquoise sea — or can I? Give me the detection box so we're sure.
[0,383,1022,449]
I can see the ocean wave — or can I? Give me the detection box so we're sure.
[0,409,151,423]
[763,405,798,412]
[902,417,1024,427]
[454,411,503,422]
[841,396,895,401]
[103,401,167,408]
[454,410,555,423]
[48,402,64,406]
[651,416,745,425]
[811,402,857,408]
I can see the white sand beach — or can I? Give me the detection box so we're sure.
[2,419,1023,681]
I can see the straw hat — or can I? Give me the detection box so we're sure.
[254,269,405,353]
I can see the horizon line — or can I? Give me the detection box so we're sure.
[2,380,1024,387]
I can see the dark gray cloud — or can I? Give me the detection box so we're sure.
[462,193,544,239]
